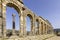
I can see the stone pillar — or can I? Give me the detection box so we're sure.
[37,20,40,35]
[39,20,41,35]
[41,22,43,34]
[23,13,26,36]
[43,23,46,34]
[39,21,42,34]
[32,17,35,35]
[46,25,47,34]
[2,3,6,38]
[12,14,16,35]
[30,19,33,35]
[19,9,24,37]
[47,25,48,34]
[43,22,45,34]
[48,26,50,34]
[0,17,2,37]
[0,0,2,37]
[47,25,49,34]
[44,24,46,34]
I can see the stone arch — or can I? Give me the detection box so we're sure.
[26,14,33,35]
[6,3,20,14]
[6,3,20,37]
[2,0,24,37]
[27,14,33,21]
[2,0,22,16]
[23,8,36,35]
[6,3,20,36]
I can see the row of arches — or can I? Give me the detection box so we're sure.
[0,0,53,37]
[6,5,34,36]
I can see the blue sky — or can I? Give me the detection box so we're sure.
[23,0,60,29]
[6,0,60,30]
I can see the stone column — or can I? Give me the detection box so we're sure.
[43,22,46,34]
[39,21,42,34]
[32,17,35,35]
[0,17,2,37]
[2,3,6,38]
[47,25,49,34]
[12,14,16,35]
[37,20,40,35]
[41,22,43,34]
[0,0,2,37]
[43,22,45,34]
[45,24,46,34]
[30,19,33,35]
[39,20,41,35]
[34,16,37,35]
[46,25,47,34]
[19,9,24,37]
[48,26,50,33]
[23,13,26,36]
[47,25,48,34]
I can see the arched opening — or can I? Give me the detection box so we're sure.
[35,19,39,35]
[6,3,20,37]
[26,14,33,35]
[41,22,43,34]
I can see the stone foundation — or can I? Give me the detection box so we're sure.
[1,34,54,40]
